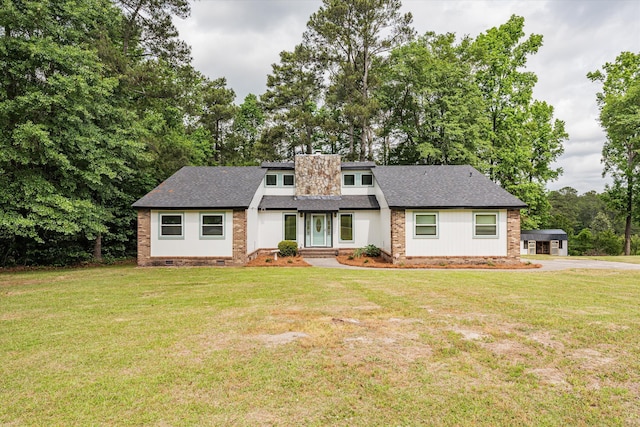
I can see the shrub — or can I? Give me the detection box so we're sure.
[278,240,298,257]
[363,244,381,257]
[353,248,365,258]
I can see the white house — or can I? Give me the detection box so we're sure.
[133,154,526,266]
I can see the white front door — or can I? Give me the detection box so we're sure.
[528,240,536,255]
[311,214,326,246]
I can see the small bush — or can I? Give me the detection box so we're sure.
[363,244,381,257]
[353,248,365,258]
[278,240,298,257]
[265,258,272,263]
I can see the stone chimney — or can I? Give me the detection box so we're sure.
[294,154,341,197]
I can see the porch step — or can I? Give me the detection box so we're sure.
[299,248,339,258]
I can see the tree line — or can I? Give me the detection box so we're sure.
[0,0,637,266]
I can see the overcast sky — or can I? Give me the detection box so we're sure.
[175,0,640,194]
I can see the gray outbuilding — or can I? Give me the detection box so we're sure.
[520,229,568,256]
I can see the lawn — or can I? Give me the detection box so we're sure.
[524,255,640,265]
[1,265,639,426]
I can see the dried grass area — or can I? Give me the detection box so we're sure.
[337,255,541,269]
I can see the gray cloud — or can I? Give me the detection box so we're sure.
[175,0,639,193]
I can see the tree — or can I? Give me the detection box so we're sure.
[115,0,191,66]
[379,32,490,167]
[226,94,265,165]
[0,0,146,264]
[471,15,566,228]
[304,0,414,160]
[198,77,237,164]
[262,44,324,157]
[588,51,640,255]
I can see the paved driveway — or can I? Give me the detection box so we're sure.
[532,258,640,271]
[304,257,640,271]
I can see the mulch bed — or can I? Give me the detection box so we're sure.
[246,255,311,267]
[336,255,541,269]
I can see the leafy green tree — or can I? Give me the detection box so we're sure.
[304,0,414,160]
[379,32,490,167]
[225,94,265,165]
[198,77,237,164]
[471,15,566,228]
[262,44,324,157]
[0,0,146,264]
[588,51,640,255]
[115,0,191,65]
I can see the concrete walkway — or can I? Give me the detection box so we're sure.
[303,257,640,272]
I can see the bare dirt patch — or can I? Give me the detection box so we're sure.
[256,332,310,347]
[527,368,568,387]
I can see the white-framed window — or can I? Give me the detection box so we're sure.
[342,172,374,187]
[159,213,184,239]
[282,174,295,186]
[265,173,295,187]
[339,213,354,242]
[474,212,498,238]
[265,174,277,186]
[200,212,225,239]
[283,213,297,241]
[414,212,438,238]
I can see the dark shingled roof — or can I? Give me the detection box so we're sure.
[372,165,527,209]
[259,195,380,212]
[342,161,376,170]
[521,229,567,241]
[132,166,266,209]
[260,161,294,170]
[260,160,375,170]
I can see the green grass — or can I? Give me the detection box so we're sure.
[524,255,640,264]
[2,265,640,425]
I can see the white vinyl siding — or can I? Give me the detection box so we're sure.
[406,209,508,257]
[151,210,233,257]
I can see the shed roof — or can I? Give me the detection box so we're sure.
[521,229,568,241]
[372,165,527,209]
[132,166,266,209]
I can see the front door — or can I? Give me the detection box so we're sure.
[311,214,326,246]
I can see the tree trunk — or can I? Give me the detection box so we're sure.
[624,176,633,255]
[93,233,103,262]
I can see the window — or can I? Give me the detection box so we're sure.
[361,174,373,186]
[415,213,438,237]
[340,213,353,241]
[265,174,277,186]
[284,213,297,241]
[160,213,183,238]
[282,174,295,186]
[343,174,355,186]
[201,213,224,238]
[474,213,498,237]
